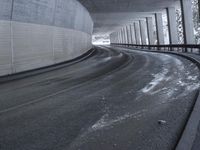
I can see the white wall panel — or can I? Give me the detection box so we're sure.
[0,21,92,76]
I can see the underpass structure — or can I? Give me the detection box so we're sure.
[0,0,200,150]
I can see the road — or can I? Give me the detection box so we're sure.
[0,46,199,150]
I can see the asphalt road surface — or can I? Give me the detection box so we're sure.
[0,46,200,150]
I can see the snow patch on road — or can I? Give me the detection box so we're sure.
[141,68,169,93]
[91,110,147,131]
[187,75,198,81]
[102,56,112,62]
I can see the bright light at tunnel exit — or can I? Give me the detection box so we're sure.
[92,35,111,45]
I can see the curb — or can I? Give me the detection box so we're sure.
[176,91,200,150]
[114,46,200,150]
[0,48,96,84]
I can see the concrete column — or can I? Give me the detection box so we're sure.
[124,26,128,44]
[146,17,155,45]
[112,32,115,43]
[120,28,124,43]
[127,25,132,44]
[130,24,136,44]
[125,26,129,44]
[155,13,164,45]
[180,0,195,45]
[129,25,133,44]
[120,30,123,43]
[122,28,125,43]
[110,33,113,44]
[199,0,200,22]
[118,30,121,43]
[139,20,148,45]
[167,7,178,44]
[116,32,118,43]
[117,32,119,43]
[134,22,142,45]
[120,29,124,43]
[123,28,126,43]
[128,25,132,44]
[121,29,123,43]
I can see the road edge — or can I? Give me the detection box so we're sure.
[0,48,96,83]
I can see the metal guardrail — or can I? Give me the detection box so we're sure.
[111,43,200,54]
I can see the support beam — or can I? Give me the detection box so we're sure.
[121,29,124,43]
[110,33,113,44]
[119,30,122,43]
[167,7,178,44]
[117,31,120,43]
[123,27,126,44]
[127,25,132,44]
[122,28,125,43]
[124,26,128,44]
[139,20,148,45]
[130,24,136,44]
[155,13,164,45]
[125,26,130,44]
[134,22,142,45]
[180,0,195,45]
[129,25,133,44]
[128,25,133,44]
[199,0,200,22]
[146,17,155,45]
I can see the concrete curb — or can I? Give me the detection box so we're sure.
[114,46,200,150]
[176,91,200,150]
[0,48,96,83]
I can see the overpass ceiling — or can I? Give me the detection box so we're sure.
[78,0,179,35]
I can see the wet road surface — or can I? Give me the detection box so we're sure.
[0,46,200,150]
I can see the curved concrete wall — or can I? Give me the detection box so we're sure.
[0,0,93,76]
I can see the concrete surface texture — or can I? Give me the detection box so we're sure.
[0,46,199,150]
[78,0,179,35]
[0,0,93,76]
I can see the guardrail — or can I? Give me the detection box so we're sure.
[111,43,200,54]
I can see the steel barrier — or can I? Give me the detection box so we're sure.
[111,43,200,54]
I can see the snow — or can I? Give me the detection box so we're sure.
[141,68,169,93]
[91,110,147,131]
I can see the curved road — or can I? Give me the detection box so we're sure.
[0,46,199,150]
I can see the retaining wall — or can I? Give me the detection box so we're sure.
[0,0,93,76]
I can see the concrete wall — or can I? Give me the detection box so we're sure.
[0,0,93,76]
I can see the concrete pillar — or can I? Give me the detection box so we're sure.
[128,25,133,44]
[125,26,129,44]
[146,17,155,45]
[117,32,119,43]
[130,24,136,44]
[126,25,131,44]
[121,29,123,43]
[113,32,116,43]
[139,20,148,45]
[155,13,164,45]
[129,25,133,44]
[123,27,127,43]
[120,30,123,43]
[110,33,113,44]
[167,7,178,44]
[120,29,124,43]
[120,28,124,43]
[116,32,118,43]
[134,22,142,45]
[199,0,200,22]
[123,28,126,43]
[180,0,195,45]
[118,30,121,43]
